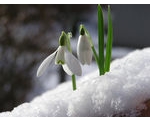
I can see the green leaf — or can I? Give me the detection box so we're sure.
[105,5,113,72]
[98,4,105,75]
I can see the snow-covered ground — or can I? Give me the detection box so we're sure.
[1,47,150,117]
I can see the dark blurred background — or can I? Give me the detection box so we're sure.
[0,4,150,112]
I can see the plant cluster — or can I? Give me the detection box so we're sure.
[37,5,113,91]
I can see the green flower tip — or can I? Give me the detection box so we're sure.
[57,60,65,65]
[79,25,85,35]
[59,31,67,46]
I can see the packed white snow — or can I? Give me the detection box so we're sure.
[1,47,150,117]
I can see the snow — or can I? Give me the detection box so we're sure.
[1,47,150,117]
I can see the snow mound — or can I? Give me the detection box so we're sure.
[1,47,150,117]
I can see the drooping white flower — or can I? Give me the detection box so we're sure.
[77,33,92,65]
[37,46,82,77]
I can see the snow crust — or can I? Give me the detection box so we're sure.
[1,47,150,117]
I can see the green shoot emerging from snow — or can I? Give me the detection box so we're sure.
[105,5,113,72]
[97,4,105,75]
[97,4,113,75]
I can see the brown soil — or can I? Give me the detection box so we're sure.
[139,99,150,117]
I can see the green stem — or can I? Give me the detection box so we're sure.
[91,46,100,70]
[105,5,113,72]
[72,75,76,91]
[66,32,72,52]
[98,4,105,75]
[65,32,77,91]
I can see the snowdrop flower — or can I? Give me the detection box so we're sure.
[77,26,92,65]
[37,32,82,77]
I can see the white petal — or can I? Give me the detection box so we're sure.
[62,64,73,76]
[64,51,82,76]
[84,47,92,65]
[77,36,85,64]
[55,46,65,65]
[37,51,57,77]
[77,35,92,65]
[77,51,85,65]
